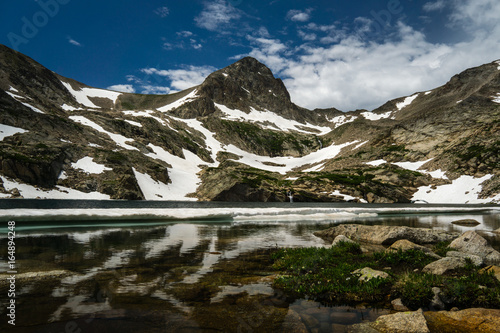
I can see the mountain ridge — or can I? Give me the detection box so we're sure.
[0,44,499,203]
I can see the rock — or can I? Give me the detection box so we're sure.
[352,267,389,282]
[279,309,308,333]
[10,187,21,197]
[391,298,410,312]
[449,231,500,265]
[480,265,500,281]
[451,219,480,226]
[424,308,500,333]
[446,251,483,266]
[348,323,380,333]
[386,239,441,259]
[370,309,430,333]
[332,235,357,247]
[314,224,458,245]
[493,228,500,234]
[300,313,319,328]
[430,287,445,310]
[422,257,467,275]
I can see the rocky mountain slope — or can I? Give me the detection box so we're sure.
[0,44,499,203]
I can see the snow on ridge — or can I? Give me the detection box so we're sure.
[0,123,28,141]
[361,111,393,121]
[157,89,198,112]
[393,158,433,172]
[366,158,448,180]
[425,91,432,95]
[69,116,138,151]
[366,159,386,166]
[124,119,143,127]
[412,174,499,204]
[496,60,500,70]
[215,103,332,134]
[396,93,419,110]
[71,157,111,174]
[61,81,122,109]
[9,86,19,92]
[6,91,25,100]
[62,104,78,111]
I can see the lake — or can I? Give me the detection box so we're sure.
[1,200,499,332]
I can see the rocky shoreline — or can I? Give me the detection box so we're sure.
[311,222,500,333]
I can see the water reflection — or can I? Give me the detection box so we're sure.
[0,211,499,332]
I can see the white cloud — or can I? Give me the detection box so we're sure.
[238,0,500,111]
[107,84,135,93]
[154,6,170,18]
[67,37,82,47]
[287,9,313,22]
[141,65,216,91]
[195,0,242,31]
[140,85,171,95]
[423,0,447,12]
[177,31,193,38]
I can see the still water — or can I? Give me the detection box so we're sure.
[1,201,499,332]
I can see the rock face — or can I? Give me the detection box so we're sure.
[449,231,500,265]
[369,309,430,333]
[424,308,500,333]
[314,224,459,245]
[332,235,357,247]
[0,44,499,202]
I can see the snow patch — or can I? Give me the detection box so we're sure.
[9,86,19,92]
[396,93,419,110]
[69,116,139,151]
[366,159,387,166]
[62,104,78,111]
[456,100,463,104]
[496,61,500,70]
[330,190,367,203]
[492,93,500,104]
[393,158,433,171]
[145,144,205,201]
[61,81,121,108]
[20,102,44,114]
[124,119,143,127]
[157,89,198,112]
[425,91,432,95]
[216,103,332,134]
[1,176,110,200]
[412,175,499,204]
[327,115,357,128]
[71,157,111,174]
[6,91,25,100]
[361,111,392,121]
[0,123,28,140]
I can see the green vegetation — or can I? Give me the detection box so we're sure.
[271,244,500,309]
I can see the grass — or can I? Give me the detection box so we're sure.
[271,243,500,309]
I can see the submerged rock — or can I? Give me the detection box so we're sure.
[449,230,500,265]
[314,224,458,245]
[451,219,480,226]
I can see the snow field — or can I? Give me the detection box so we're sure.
[0,123,28,141]
[61,81,122,109]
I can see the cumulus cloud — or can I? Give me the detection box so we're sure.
[141,65,216,91]
[239,0,500,111]
[107,84,135,93]
[287,8,313,22]
[195,0,242,31]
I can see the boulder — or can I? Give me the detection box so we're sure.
[422,257,467,275]
[332,235,357,247]
[446,251,483,266]
[479,265,500,281]
[386,239,441,259]
[352,267,389,282]
[391,298,410,312]
[424,308,500,333]
[279,309,308,333]
[430,287,445,310]
[449,231,500,265]
[314,224,458,245]
[370,309,430,333]
[451,219,480,226]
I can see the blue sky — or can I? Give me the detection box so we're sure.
[2,0,500,110]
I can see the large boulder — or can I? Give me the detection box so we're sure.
[332,235,357,247]
[314,224,458,245]
[424,308,500,333]
[422,257,467,275]
[352,267,389,282]
[386,239,441,259]
[369,309,430,333]
[449,231,500,265]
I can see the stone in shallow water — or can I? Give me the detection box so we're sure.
[370,309,430,333]
[451,219,480,226]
